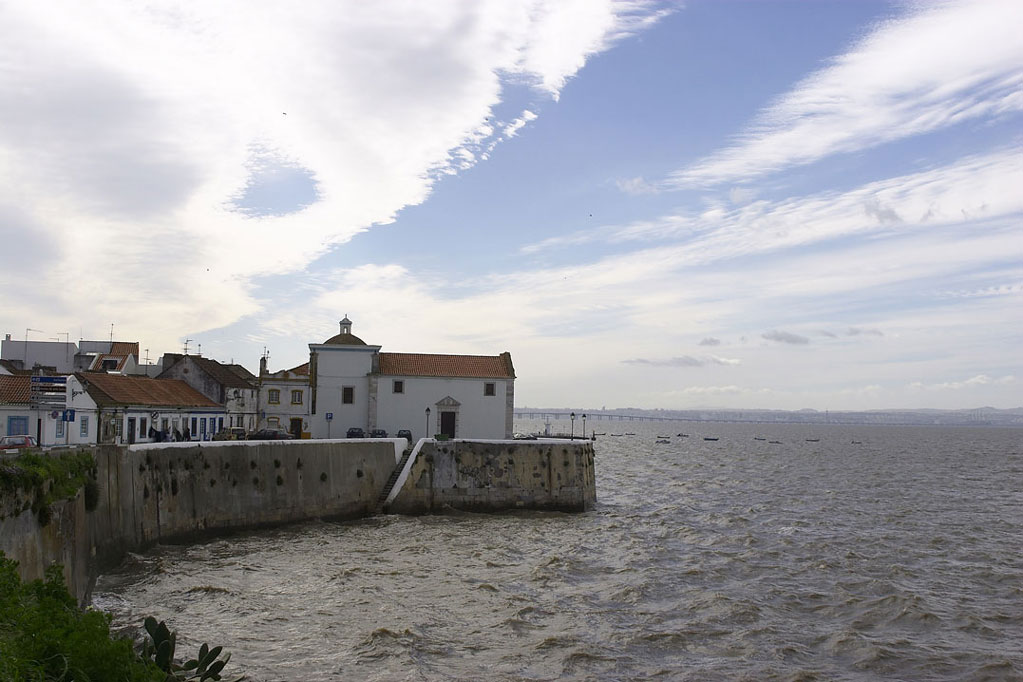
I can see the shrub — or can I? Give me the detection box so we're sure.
[0,553,165,681]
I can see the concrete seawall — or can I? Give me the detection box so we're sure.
[1,438,595,604]
[386,439,596,514]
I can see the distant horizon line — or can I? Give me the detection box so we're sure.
[513,406,1022,414]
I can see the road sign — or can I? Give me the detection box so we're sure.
[326,412,333,421]
[63,409,76,422]
[30,376,67,408]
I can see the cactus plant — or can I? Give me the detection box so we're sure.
[141,616,243,681]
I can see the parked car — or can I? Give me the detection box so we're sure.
[396,429,412,442]
[213,427,247,441]
[246,429,294,440]
[0,435,38,451]
[369,429,388,438]
[345,427,365,438]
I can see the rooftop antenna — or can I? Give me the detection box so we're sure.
[183,338,192,354]
[197,343,202,356]
[24,328,43,364]
[109,323,114,343]
[144,348,151,364]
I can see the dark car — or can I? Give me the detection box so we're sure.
[346,427,365,438]
[369,429,388,438]
[0,435,38,451]
[396,429,413,442]
[246,429,294,440]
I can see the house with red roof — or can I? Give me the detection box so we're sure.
[257,359,311,438]
[0,375,33,441]
[66,372,225,445]
[307,317,515,440]
[159,355,259,434]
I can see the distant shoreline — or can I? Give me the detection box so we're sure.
[514,407,1023,428]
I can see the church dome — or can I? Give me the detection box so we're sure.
[323,316,366,345]
[323,332,367,345]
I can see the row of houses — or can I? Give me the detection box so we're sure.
[1,318,515,446]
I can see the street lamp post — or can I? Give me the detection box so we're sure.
[425,407,431,439]
[582,414,587,439]
[570,412,576,440]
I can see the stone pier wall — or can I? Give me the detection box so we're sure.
[1,438,597,604]
[1,439,396,603]
[386,439,596,514]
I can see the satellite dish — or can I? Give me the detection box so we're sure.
[50,411,59,419]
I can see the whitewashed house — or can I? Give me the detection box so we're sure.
[309,317,515,440]
[66,373,225,445]
[158,355,258,433]
[0,374,73,446]
[257,359,311,438]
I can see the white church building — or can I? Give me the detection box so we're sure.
[309,318,515,441]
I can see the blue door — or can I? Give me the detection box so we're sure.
[7,416,28,435]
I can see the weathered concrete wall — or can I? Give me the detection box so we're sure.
[1,439,396,603]
[386,439,596,514]
[0,489,92,603]
[1,438,597,604]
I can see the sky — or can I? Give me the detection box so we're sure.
[1,0,1020,411]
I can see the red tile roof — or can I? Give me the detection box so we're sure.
[378,352,514,379]
[289,362,309,375]
[77,373,220,408]
[110,341,140,357]
[191,357,255,389]
[0,375,30,404]
[90,354,130,371]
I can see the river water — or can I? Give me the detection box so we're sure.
[93,421,1023,681]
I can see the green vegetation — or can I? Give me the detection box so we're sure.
[140,617,240,681]
[0,450,98,524]
[0,553,243,681]
[0,553,163,681]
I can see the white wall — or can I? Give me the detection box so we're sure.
[258,378,308,432]
[309,345,375,438]
[376,375,510,440]
[0,340,77,373]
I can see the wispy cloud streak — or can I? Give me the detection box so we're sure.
[670,0,1023,186]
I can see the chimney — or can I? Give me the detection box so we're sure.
[259,355,267,375]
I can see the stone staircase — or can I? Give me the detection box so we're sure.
[374,447,414,513]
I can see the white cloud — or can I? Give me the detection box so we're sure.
[503,110,538,138]
[523,148,1023,262]
[616,176,659,195]
[910,374,1016,391]
[671,0,1023,186]
[0,0,668,345]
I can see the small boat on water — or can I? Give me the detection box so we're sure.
[655,439,670,444]
[677,433,689,437]
[625,432,636,436]
[703,437,719,441]
[851,440,862,445]
[805,438,820,443]
[769,440,782,444]
[754,437,766,441]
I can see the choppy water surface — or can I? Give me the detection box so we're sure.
[94,422,1023,681]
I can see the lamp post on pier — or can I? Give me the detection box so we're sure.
[570,412,576,440]
[425,407,431,439]
[582,414,587,439]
